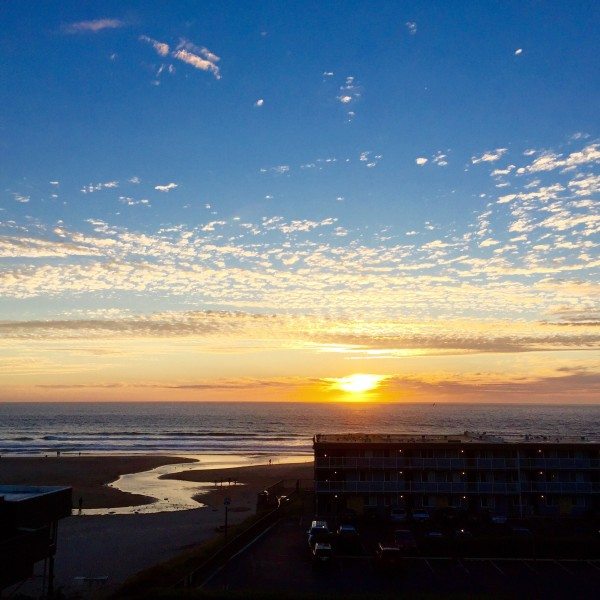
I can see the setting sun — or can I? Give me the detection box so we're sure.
[335,374,385,394]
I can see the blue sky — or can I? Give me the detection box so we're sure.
[0,1,598,401]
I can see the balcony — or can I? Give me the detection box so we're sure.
[315,456,599,470]
[314,480,600,494]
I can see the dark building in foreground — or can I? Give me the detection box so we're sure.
[314,433,599,518]
[0,485,72,595]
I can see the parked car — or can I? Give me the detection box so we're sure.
[394,529,417,553]
[412,510,430,522]
[307,520,330,548]
[375,543,401,569]
[511,526,533,537]
[337,524,360,552]
[425,530,445,539]
[312,542,333,564]
[454,527,473,539]
[337,524,359,539]
[390,508,408,522]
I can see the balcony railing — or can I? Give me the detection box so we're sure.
[315,457,599,470]
[314,481,600,494]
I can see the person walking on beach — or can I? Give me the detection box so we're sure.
[78,496,83,514]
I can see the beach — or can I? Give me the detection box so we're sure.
[0,455,197,508]
[0,455,312,595]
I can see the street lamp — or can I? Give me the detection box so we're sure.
[224,497,231,539]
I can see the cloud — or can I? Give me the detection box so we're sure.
[64,19,125,33]
[154,183,178,192]
[515,48,523,56]
[491,165,515,177]
[261,165,290,175]
[254,98,264,107]
[415,157,428,166]
[405,21,417,35]
[479,238,500,248]
[0,237,102,258]
[383,369,600,403]
[140,35,170,57]
[140,36,221,79]
[173,42,221,79]
[2,311,598,360]
[80,181,119,194]
[14,194,30,203]
[471,148,508,164]
[568,174,600,196]
[517,143,600,174]
[337,76,361,119]
[432,152,448,167]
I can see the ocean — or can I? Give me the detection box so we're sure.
[1,402,598,456]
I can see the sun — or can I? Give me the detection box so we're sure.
[335,374,385,394]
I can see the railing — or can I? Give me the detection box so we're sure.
[315,457,599,470]
[314,481,600,494]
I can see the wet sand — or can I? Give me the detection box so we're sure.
[0,455,197,508]
[164,461,314,511]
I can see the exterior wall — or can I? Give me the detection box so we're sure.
[313,440,599,518]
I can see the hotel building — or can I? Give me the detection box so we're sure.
[313,433,599,518]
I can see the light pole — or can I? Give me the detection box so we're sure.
[224,497,231,539]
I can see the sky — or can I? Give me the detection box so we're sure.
[0,1,599,403]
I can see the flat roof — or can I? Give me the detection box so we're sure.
[0,485,72,503]
[314,432,598,444]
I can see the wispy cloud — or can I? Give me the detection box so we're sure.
[64,19,125,33]
[139,35,170,57]
[80,181,119,194]
[471,148,508,164]
[405,21,417,35]
[173,40,221,79]
[140,36,221,79]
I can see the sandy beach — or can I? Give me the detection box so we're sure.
[0,455,197,508]
[1,455,313,595]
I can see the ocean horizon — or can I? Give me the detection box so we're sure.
[2,401,598,456]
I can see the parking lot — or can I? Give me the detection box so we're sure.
[202,516,600,597]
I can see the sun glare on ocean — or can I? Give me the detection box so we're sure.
[334,374,385,396]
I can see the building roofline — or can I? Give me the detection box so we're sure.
[314,432,598,444]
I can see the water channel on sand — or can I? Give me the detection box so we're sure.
[81,453,312,515]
